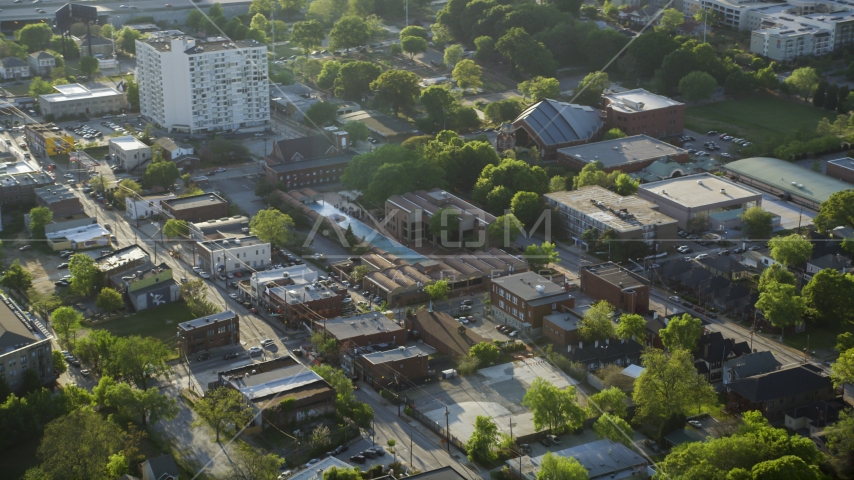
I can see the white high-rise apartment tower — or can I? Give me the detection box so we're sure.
[135,34,269,133]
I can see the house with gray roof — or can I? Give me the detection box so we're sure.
[0,57,29,80]
[726,364,835,421]
[27,51,55,76]
[805,253,852,281]
[723,351,782,385]
[511,99,605,159]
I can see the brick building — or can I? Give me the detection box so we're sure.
[579,263,650,314]
[263,132,353,189]
[34,184,84,216]
[407,310,486,359]
[542,311,582,348]
[265,277,346,325]
[556,135,690,174]
[726,364,835,421]
[0,171,55,205]
[177,310,240,356]
[826,157,854,184]
[96,245,151,288]
[314,311,404,349]
[511,99,605,159]
[0,296,56,394]
[602,89,684,139]
[355,345,430,389]
[161,193,229,222]
[490,271,576,335]
[385,188,496,246]
[24,124,74,157]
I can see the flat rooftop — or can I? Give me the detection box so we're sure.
[336,110,416,137]
[42,83,123,103]
[542,311,582,332]
[35,184,78,204]
[177,310,237,331]
[639,173,763,207]
[828,157,854,172]
[603,88,683,113]
[269,280,338,305]
[0,296,39,353]
[97,245,149,271]
[0,172,55,188]
[724,157,852,205]
[163,192,227,210]
[45,223,109,243]
[200,235,265,251]
[321,312,404,341]
[545,186,677,232]
[110,136,149,151]
[362,345,429,365]
[491,271,567,301]
[0,160,38,176]
[124,263,171,285]
[266,154,354,172]
[557,134,687,168]
[581,262,648,289]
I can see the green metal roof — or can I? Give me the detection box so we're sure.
[724,157,852,205]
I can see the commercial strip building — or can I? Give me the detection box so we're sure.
[724,157,851,210]
[96,245,152,289]
[161,192,229,222]
[545,186,678,251]
[490,271,576,335]
[45,221,110,251]
[177,310,240,357]
[0,170,56,206]
[312,311,405,349]
[38,83,126,118]
[135,34,269,133]
[637,173,764,230]
[355,345,430,389]
[188,215,250,241]
[0,296,56,394]
[511,99,606,159]
[407,310,487,359]
[263,273,346,325]
[385,188,497,246]
[125,193,178,221]
[24,124,74,156]
[34,184,84,216]
[602,89,684,139]
[264,155,354,189]
[580,262,650,314]
[556,134,690,173]
[108,136,152,172]
[197,236,271,275]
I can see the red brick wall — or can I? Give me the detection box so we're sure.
[605,104,684,139]
[162,201,229,222]
[543,317,580,346]
[358,353,429,388]
[579,270,649,314]
[826,162,854,184]
[178,315,240,356]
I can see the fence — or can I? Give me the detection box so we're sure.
[403,399,468,453]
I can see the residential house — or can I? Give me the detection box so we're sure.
[693,332,751,382]
[726,364,835,421]
[154,137,194,161]
[566,338,644,371]
[75,34,114,56]
[507,439,648,480]
[27,51,55,77]
[804,253,852,281]
[490,271,576,335]
[629,7,662,28]
[723,351,782,385]
[785,400,843,437]
[0,57,29,80]
[740,248,778,271]
[139,454,179,480]
[698,255,751,281]
[644,315,667,349]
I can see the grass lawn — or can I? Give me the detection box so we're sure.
[4,83,30,96]
[685,94,833,139]
[783,319,853,358]
[88,302,197,359]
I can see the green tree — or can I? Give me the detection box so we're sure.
[444,44,465,68]
[659,313,703,352]
[466,415,499,464]
[537,452,589,480]
[333,61,381,100]
[280,0,308,16]
[249,0,275,16]
[106,335,171,388]
[28,77,55,98]
[424,280,450,301]
[523,242,560,271]
[69,253,99,298]
[496,28,556,77]
[96,288,124,314]
[52,306,83,346]
[322,466,363,480]
[786,67,821,100]
[317,60,341,90]
[125,77,139,111]
[587,387,628,418]
[341,144,445,204]
[752,455,822,480]
[522,377,586,433]
[573,71,610,107]
[755,282,805,339]
[802,269,854,326]
[194,386,255,442]
[292,20,326,56]
[351,265,371,283]
[768,234,813,266]
[16,24,53,52]
[518,76,560,102]
[119,27,142,54]
[35,408,138,480]
[163,219,189,240]
[52,350,68,375]
[401,36,428,60]
[79,56,100,78]
[113,179,141,209]
[758,263,796,292]
[657,7,685,32]
[633,348,717,425]
[229,442,286,480]
[687,211,710,233]
[832,349,854,387]
[826,409,854,478]
[603,128,627,140]
[813,80,828,107]
[678,71,717,102]
[304,101,339,126]
[250,13,270,32]
[483,99,523,124]
[29,206,53,239]
[342,120,370,143]
[611,172,639,196]
[615,313,645,342]
[370,70,421,116]
[815,189,854,231]
[103,381,179,426]
[400,25,428,40]
[143,159,180,188]
[420,85,456,118]
[740,206,774,240]
[625,29,678,78]
[469,342,501,365]
[578,301,616,342]
[592,412,633,446]
[488,214,524,247]
[329,16,370,51]
[180,278,220,318]
[573,162,608,190]
[474,36,495,61]
[452,59,482,93]
[428,207,460,243]
[510,191,542,228]
[250,208,295,247]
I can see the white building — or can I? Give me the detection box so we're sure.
[750,8,854,60]
[109,136,152,171]
[197,236,271,275]
[125,193,177,220]
[135,33,270,134]
[38,83,127,118]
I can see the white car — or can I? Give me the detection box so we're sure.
[63,173,74,178]
[214,167,226,173]
[199,272,211,279]
[192,266,203,274]
[688,420,703,428]
[262,338,274,347]
[248,346,263,356]
[695,254,709,260]
[229,293,238,299]
[227,273,234,279]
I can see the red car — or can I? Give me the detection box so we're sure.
[234,272,243,278]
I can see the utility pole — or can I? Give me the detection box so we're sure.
[444,407,450,452]
[409,427,413,466]
[406,0,409,28]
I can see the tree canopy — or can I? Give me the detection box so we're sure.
[370,70,422,116]
[659,313,703,352]
[342,145,445,205]
[578,301,616,342]
[815,189,854,232]
[522,377,586,433]
[741,206,774,240]
[633,348,717,425]
[768,234,813,266]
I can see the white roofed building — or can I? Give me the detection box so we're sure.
[38,83,127,118]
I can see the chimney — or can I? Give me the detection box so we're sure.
[704,342,709,358]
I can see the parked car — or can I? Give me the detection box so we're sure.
[197,352,210,361]
[518,443,532,453]
[688,419,703,428]
[539,437,551,447]
[262,338,275,347]
[19,245,32,251]
[306,459,320,467]
[349,455,366,464]
[644,439,661,453]
[248,346,263,356]
[54,280,69,286]
[57,263,69,269]
[80,369,91,376]
[224,352,240,360]
[361,450,377,459]
[547,435,561,444]
[695,254,709,260]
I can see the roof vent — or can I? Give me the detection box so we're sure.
[798,184,804,188]
[535,284,545,293]
[205,317,210,322]
[697,180,703,185]
[720,188,726,194]
[398,346,406,351]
